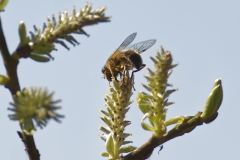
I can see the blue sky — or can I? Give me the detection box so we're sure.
[0,0,240,159]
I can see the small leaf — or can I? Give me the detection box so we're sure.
[141,122,157,131]
[29,53,51,62]
[119,145,137,153]
[0,74,10,85]
[200,79,223,123]
[105,134,115,157]
[164,116,185,126]
[100,152,109,157]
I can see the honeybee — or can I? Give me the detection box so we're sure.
[102,32,156,82]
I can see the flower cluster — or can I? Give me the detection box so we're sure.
[8,87,63,135]
[16,3,111,62]
[138,46,178,137]
[99,71,136,159]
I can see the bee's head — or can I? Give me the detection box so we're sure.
[102,66,112,81]
[102,66,107,74]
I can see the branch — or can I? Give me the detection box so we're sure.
[122,112,214,160]
[12,3,111,62]
[0,18,40,160]
[0,16,11,66]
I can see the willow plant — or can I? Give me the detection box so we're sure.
[0,2,110,160]
[99,46,223,160]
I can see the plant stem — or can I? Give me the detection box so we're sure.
[0,17,40,160]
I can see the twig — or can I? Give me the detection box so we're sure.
[0,17,40,160]
[122,112,206,160]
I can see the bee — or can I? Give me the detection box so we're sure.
[102,32,156,82]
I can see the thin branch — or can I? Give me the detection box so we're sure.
[0,18,40,160]
[0,17,10,66]
[122,112,214,160]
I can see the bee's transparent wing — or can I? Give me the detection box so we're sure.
[125,39,156,54]
[116,32,137,51]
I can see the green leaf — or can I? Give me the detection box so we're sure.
[105,134,115,157]
[29,53,51,62]
[141,122,157,131]
[200,79,223,122]
[119,145,137,153]
[0,74,10,85]
[100,152,109,157]
[164,116,185,126]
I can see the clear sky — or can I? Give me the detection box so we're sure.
[0,0,240,159]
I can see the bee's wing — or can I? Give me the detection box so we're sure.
[116,32,137,51]
[125,39,156,54]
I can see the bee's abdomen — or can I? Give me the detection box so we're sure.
[129,53,142,69]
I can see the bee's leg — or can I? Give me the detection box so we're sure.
[130,64,146,90]
[131,73,136,91]
[108,66,118,82]
[131,64,146,78]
